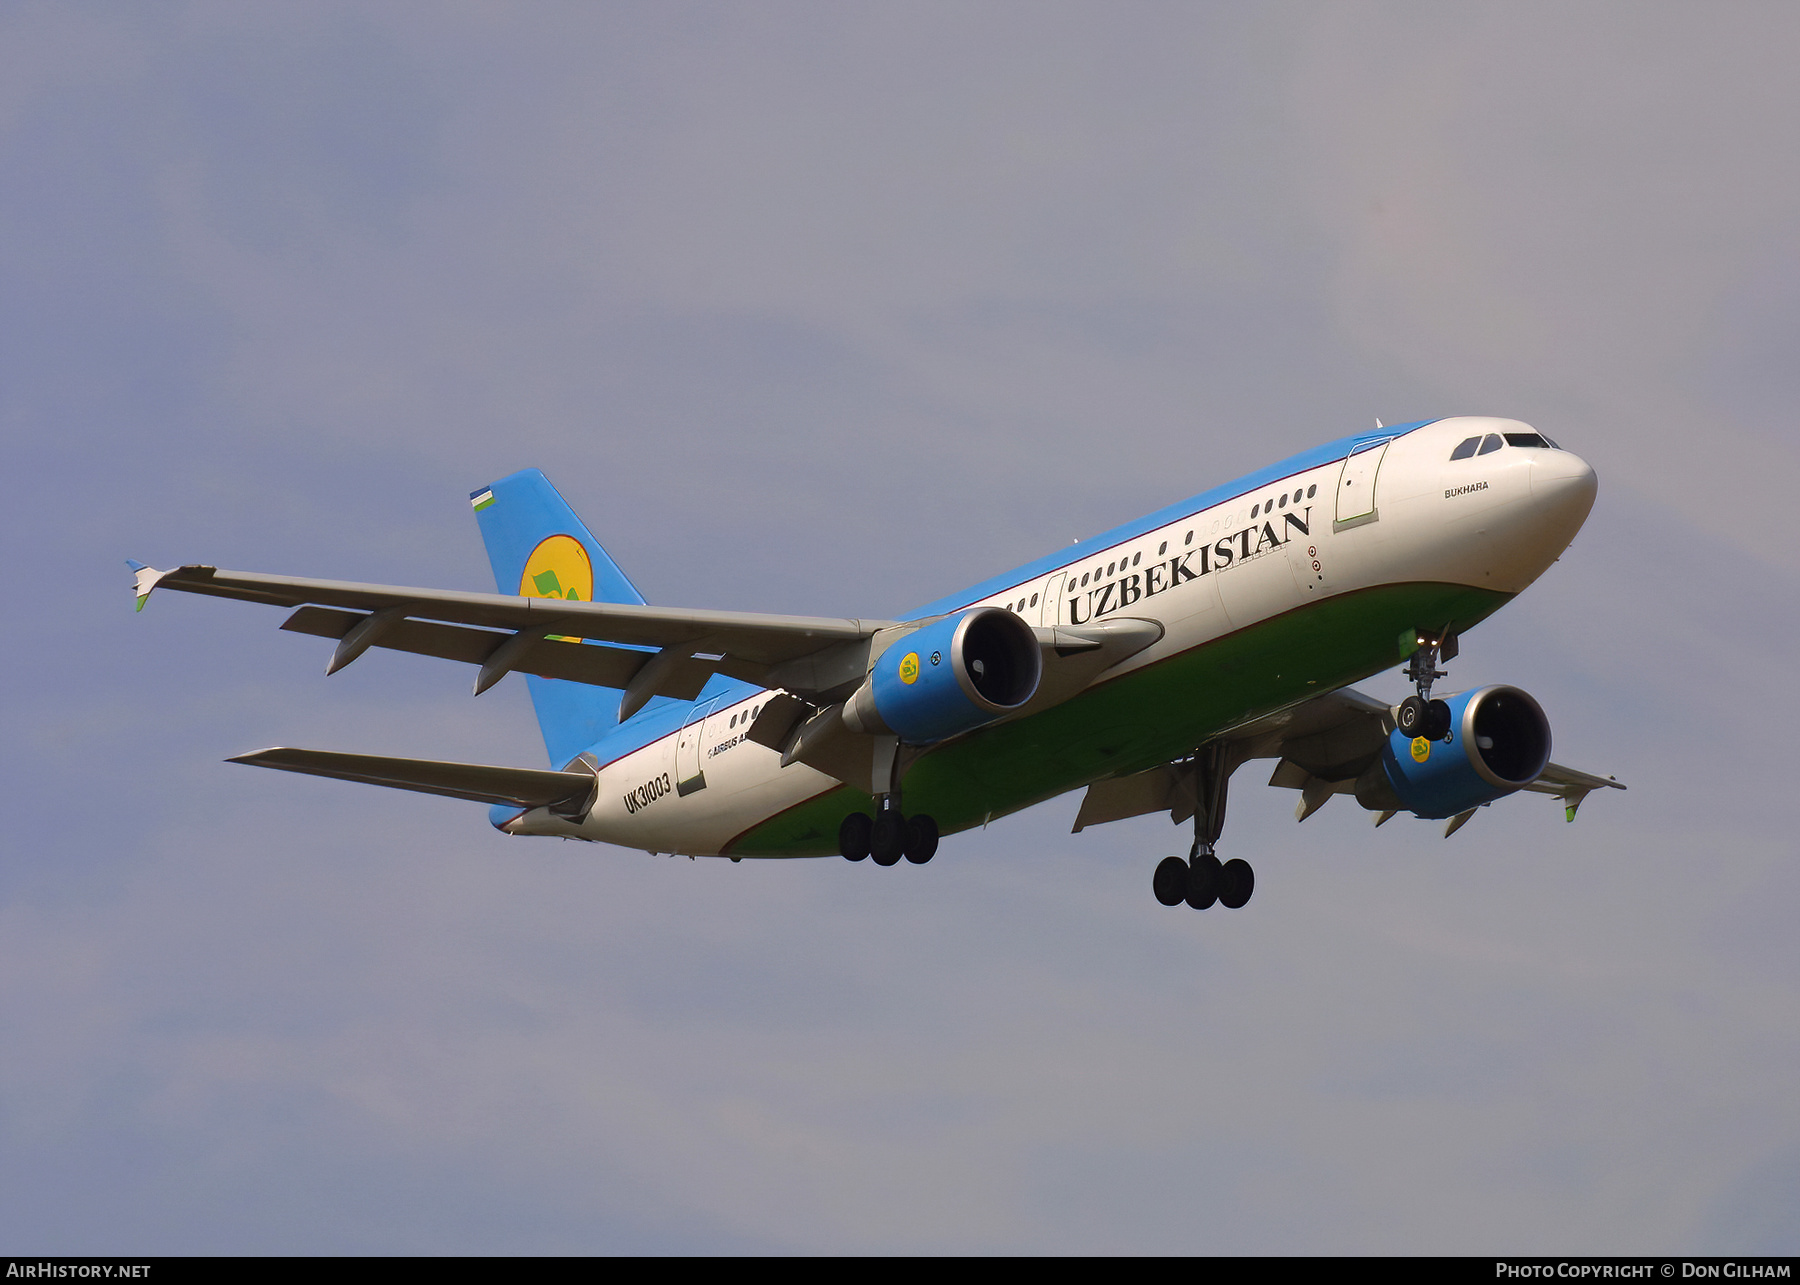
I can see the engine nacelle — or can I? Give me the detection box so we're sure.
[843,607,1041,744]
[1356,684,1552,819]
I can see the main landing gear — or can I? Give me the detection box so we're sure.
[1153,743,1254,911]
[839,808,939,865]
[1395,633,1458,741]
[841,741,939,866]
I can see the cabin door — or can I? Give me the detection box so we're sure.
[1334,439,1390,530]
[1038,572,1067,627]
[675,698,718,797]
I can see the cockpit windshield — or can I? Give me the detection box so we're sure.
[1451,430,1559,460]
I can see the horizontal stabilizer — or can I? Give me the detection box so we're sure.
[228,747,597,814]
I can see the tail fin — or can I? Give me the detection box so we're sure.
[471,469,646,768]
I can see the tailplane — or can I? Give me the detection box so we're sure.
[471,469,646,767]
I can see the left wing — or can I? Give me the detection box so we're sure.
[1072,686,1624,835]
[130,561,900,710]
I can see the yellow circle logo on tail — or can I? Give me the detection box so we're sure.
[519,534,593,601]
[899,652,920,685]
[1410,737,1431,763]
[520,536,593,642]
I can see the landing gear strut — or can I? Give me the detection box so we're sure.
[1396,633,1456,741]
[1152,742,1254,911]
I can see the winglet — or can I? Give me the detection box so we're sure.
[127,560,169,612]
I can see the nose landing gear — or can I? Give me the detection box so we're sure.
[1396,633,1457,741]
[1152,742,1254,911]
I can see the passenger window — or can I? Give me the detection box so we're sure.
[1159,541,1168,556]
[1478,434,1504,455]
[1306,485,1316,498]
[1132,553,1141,566]
[1278,494,1287,508]
[1030,593,1038,607]
[1185,531,1193,545]
[1251,504,1259,518]
[1450,436,1480,460]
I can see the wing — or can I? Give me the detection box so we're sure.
[1071,686,1624,835]
[130,561,1167,794]
[1516,761,1630,822]
[130,561,899,712]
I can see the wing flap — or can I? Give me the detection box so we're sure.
[228,747,598,813]
[277,606,712,694]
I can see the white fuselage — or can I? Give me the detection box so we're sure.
[504,418,1597,855]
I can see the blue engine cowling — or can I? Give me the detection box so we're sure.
[842,607,1042,744]
[1360,684,1552,819]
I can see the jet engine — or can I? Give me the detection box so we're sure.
[1355,684,1551,819]
[843,607,1041,744]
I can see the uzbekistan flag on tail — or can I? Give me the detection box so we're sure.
[470,487,496,512]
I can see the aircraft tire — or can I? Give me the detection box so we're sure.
[1425,699,1454,741]
[839,813,872,861]
[1218,858,1255,909]
[903,814,939,864]
[1153,856,1189,906]
[1186,854,1222,910]
[871,811,906,866]
[1396,695,1428,738]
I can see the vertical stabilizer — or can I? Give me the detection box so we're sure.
[471,469,646,767]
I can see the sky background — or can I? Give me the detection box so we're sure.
[3,0,1797,1255]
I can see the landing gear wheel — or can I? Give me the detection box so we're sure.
[838,813,872,861]
[1396,695,1428,738]
[1218,858,1255,909]
[903,814,939,864]
[1153,856,1189,907]
[1186,854,1222,910]
[871,811,905,866]
[1424,698,1453,741]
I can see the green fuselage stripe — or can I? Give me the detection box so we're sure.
[729,581,1512,857]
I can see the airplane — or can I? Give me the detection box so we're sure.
[129,415,1623,911]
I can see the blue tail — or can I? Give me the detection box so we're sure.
[471,469,646,768]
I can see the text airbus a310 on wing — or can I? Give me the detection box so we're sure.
[131,415,1622,911]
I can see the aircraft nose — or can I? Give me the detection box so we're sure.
[1529,448,1598,522]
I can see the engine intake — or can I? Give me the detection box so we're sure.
[843,607,1042,744]
[1356,684,1552,819]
